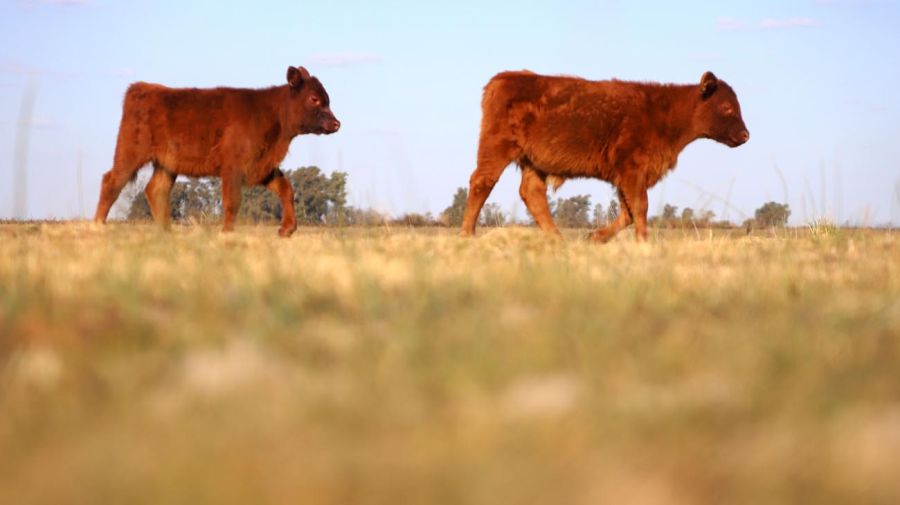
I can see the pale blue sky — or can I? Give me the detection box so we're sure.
[2,0,899,225]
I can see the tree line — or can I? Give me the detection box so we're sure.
[124,168,790,229]
[438,188,790,229]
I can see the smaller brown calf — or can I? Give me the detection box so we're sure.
[461,70,749,242]
[94,66,340,236]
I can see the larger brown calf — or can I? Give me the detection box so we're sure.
[460,71,749,241]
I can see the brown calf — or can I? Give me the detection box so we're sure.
[460,71,749,241]
[94,66,340,236]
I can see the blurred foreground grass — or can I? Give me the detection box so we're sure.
[1,223,899,505]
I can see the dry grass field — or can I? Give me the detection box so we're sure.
[1,222,898,504]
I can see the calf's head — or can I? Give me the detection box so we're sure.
[287,66,341,135]
[695,71,749,148]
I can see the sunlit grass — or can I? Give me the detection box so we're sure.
[1,223,898,504]
[808,218,841,239]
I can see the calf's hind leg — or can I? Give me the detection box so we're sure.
[94,160,149,223]
[460,139,515,236]
[519,165,561,237]
[590,189,633,243]
[628,188,650,241]
[220,171,243,233]
[264,169,298,237]
[94,136,151,223]
[590,182,649,242]
[145,165,176,229]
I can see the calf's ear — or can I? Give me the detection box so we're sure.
[287,66,311,89]
[700,71,718,99]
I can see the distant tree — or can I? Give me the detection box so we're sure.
[288,167,348,224]
[662,204,678,220]
[606,199,619,224]
[592,202,606,227]
[441,187,468,227]
[173,178,221,221]
[126,190,152,220]
[754,201,791,227]
[695,209,715,227]
[480,203,507,227]
[651,203,681,228]
[742,218,754,234]
[240,186,280,223]
[553,195,592,227]
[681,207,695,224]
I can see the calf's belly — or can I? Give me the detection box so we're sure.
[154,139,226,177]
[524,145,611,181]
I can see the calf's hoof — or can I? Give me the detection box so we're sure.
[278,225,297,238]
[589,231,615,243]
